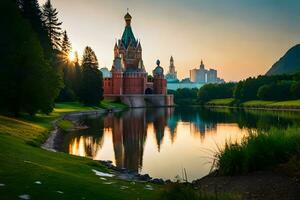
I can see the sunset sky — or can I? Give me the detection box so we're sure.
[39,0,300,81]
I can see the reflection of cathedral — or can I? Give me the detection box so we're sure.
[104,108,173,171]
[105,109,147,171]
[67,107,221,172]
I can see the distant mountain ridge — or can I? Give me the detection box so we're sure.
[266,44,300,76]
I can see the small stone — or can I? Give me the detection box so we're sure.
[34,181,42,185]
[102,182,115,185]
[139,174,151,181]
[18,194,31,200]
[145,185,154,191]
[120,186,129,190]
[150,178,165,185]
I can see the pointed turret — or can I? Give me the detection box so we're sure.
[170,56,174,62]
[138,59,145,72]
[200,59,205,69]
[121,12,137,49]
[137,41,142,51]
[124,12,132,26]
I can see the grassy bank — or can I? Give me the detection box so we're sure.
[205,98,300,109]
[216,127,300,176]
[0,102,161,200]
[206,98,235,106]
[241,100,300,108]
[100,100,128,109]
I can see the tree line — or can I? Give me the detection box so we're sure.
[169,73,300,105]
[0,0,103,116]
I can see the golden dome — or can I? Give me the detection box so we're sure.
[124,12,132,21]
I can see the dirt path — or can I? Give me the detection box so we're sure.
[193,171,300,200]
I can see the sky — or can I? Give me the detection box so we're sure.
[39,0,300,81]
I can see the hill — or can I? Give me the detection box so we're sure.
[266,44,300,75]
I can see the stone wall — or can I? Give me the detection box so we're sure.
[104,94,174,108]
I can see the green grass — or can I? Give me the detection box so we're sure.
[100,100,128,109]
[0,102,161,200]
[54,102,97,113]
[216,127,300,175]
[57,119,74,131]
[242,100,275,107]
[207,98,234,106]
[242,99,300,108]
[270,99,300,107]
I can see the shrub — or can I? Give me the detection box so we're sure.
[216,128,300,175]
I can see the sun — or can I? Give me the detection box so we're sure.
[68,51,76,62]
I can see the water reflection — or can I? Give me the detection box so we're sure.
[63,107,300,180]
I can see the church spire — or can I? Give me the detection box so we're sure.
[124,11,132,26]
[121,11,137,49]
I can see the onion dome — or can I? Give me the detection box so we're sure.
[153,59,164,76]
[124,12,132,21]
[121,12,137,48]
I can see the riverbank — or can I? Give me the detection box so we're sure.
[0,102,162,200]
[205,98,300,111]
[193,170,300,200]
[193,126,300,200]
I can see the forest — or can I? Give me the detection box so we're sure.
[0,0,103,116]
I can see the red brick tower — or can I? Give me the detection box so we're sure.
[111,55,124,95]
[153,60,167,95]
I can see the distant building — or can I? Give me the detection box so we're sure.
[165,56,179,83]
[100,67,112,78]
[189,60,222,84]
[167,59,225,91]
[207,69,217,83]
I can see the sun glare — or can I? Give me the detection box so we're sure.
[68,51,76,62]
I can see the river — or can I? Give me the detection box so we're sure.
[58,107,300,181]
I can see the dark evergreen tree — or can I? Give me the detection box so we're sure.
[17,0,52,59]
[79,47,103,106]
[61,30,72,62]
[56,30,76,102]
[42,0,62,50]
[0,0,61,115]
[73,52,82,97]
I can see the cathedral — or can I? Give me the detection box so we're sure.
[103,12,173,107]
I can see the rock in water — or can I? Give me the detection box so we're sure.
[18,194,31,200]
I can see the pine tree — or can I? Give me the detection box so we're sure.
[17,0,52,59]
[0,0,61,115]
[61,31,71,56]
[42,0,62,50]
[73,52,82,97]
[61,30,72,63]
[79,47,103,106]
[56,30,76,102]
[82,47,99,69]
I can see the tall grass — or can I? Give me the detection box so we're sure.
[216,127,300,175]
